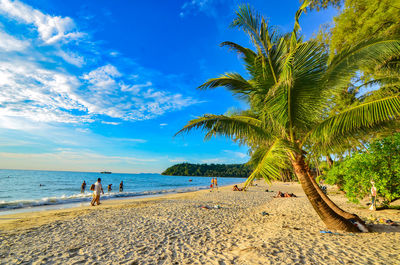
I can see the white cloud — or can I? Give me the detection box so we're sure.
[0,29,29,51]
[223,150,248,159]
[0,0,84,44]
[160,123,168,127]
[0,1,201,130]
[109,51,119,57]
[82,64,121,91]
[111,137,147,143]
[57,50,85,67]
[0,58,199,127]
[180,0,231,18]
[101,121,120,125]
[121,81,152,92]
[79,64,200,121]
[0,138,34,147]
[0,150,158,172]
[75,128,90,133]
[180,0,209,17]
[0,60,95,125]
[0,115,41,131]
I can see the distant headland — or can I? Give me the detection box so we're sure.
[162,163,252,178]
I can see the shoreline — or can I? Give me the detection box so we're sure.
[0,177,247,216]
[1,181,399,264]
[0,185,209,216]
[0,182,242,231]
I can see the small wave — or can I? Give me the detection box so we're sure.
[0,186,208,211]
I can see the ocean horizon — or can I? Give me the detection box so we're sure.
[0,169,243,215]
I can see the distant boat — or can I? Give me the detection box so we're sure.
[100,171,112,174]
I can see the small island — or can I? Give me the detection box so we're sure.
[162,163,252,178]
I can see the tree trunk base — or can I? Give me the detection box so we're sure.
[292,153,369,233]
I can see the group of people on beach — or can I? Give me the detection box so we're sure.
[81,177,379,209]
[80,179,124,206]
[81,180,123,193]
[210,177,218,191]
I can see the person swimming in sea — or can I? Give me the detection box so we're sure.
[119,181,123,192]
[81,181,86,193]
[108,184,112,192]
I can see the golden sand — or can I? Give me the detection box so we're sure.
[0,181,399,264]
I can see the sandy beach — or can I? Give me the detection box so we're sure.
[1,181,399,265]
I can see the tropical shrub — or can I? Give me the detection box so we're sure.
[325,133,400,205]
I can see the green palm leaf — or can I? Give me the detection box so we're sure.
[175,114,268,145]
[289,0,310,51]
[231,4,281,83]
[289,40,328,130]
[198,73,254,98]
[243,139,293,188]
[306,95,400,149]
[326,38,400,90]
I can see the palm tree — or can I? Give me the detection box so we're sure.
[176,1,400,232]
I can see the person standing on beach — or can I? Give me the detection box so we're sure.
[91,178,104,206]
[369,180,377,211]
[214,177,218,190]
[81,181,86,193]
[119,181,123,192]
[210,178,214,191]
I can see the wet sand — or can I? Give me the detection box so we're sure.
[1,181,399,264]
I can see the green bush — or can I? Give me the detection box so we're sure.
[325,134,400,205]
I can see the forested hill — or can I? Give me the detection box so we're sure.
[162,163,252,178]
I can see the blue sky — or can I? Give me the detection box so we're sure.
[0,0,337,173]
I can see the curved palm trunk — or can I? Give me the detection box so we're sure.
[291,153,360,232]
[302,156,369,230]
[302,159,363,219]
[306,168,368,224]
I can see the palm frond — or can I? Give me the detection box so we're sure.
[290,40,328,130]
[175,114,269,145]
[198,73,254,98]
[231,4,264,52]
[305,95,400,148]
[309,120,398,156]
[231,4,281,83]
[289,0,310,51]
[220,41,257,60]
[220,41,260,75]
[243,139,293,188]
[326,38,400,90]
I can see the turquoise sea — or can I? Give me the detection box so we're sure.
[0,169,243,214]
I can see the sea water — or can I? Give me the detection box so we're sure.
[0,169,244,214]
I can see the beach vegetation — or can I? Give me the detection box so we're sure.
[317,0,400,97]
[329,0,400,60]
[176,0,400,231]
[325,133,400,206]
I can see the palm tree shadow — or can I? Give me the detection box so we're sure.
[369,224,400,233]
